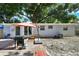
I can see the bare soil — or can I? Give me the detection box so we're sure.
[0,36,79,56]
[42,36,79,56]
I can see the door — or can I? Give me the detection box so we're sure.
[29,27,32,35]
[16,26,20,36]
[24,26,28,35]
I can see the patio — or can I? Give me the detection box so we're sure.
[0,38,49,56]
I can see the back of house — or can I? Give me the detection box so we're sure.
[0,23,78,39]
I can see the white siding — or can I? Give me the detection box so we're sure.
[3,25,10,37]
[10,26,16,37]
[3,23,76,38]
[20,26,24,36]
[32,24,75,37]
[3,25,16,37]
[62,25,75,36]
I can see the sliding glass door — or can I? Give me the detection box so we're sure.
[24,26,32,36]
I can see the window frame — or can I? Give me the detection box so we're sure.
[63,26,68,31]
[48,25,53,29]
[40,26,45,31]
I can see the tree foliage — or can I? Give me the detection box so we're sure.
[0,3,78,23]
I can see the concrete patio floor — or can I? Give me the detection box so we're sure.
[0,39,48,56]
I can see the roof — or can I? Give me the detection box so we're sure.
[36,23,77,26]
[0,23,77,26]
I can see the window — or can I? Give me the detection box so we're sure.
[29,27,32,35]
[40,26,45,30]
[48,25,53,29]
[63,26,68,31]
[24,27,27,35]
[16,27,20,35]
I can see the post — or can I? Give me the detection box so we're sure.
[34,24,42,44]
[27,27,29,37]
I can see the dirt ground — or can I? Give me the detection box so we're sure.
[42,36,79,56]
[0,36,79,56]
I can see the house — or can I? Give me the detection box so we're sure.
[1,23,33,38]
[0,14,33,38]
[0,25,3,38]
[32,23,77,37]
[0,23,77,39]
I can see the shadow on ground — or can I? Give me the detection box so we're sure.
[5,51,34,56]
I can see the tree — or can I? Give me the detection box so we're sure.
[0,3,78,23]
[0,3,52,23]
[47,3,77,23]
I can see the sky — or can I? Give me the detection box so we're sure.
[68,10,79,19]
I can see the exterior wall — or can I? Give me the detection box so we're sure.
[3,25,10,38]
[10,26,16,37]
[32,25,60,37]
[0,25,3,38]
[3,25,16,37]
[20,26,24,36]
[32,24,76,37]
[0,30,3,39]
[75,23,79,35]
[61,25,75,36]
[2,23,76,38]
[3,25,31,37]
[9,26,24,37]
